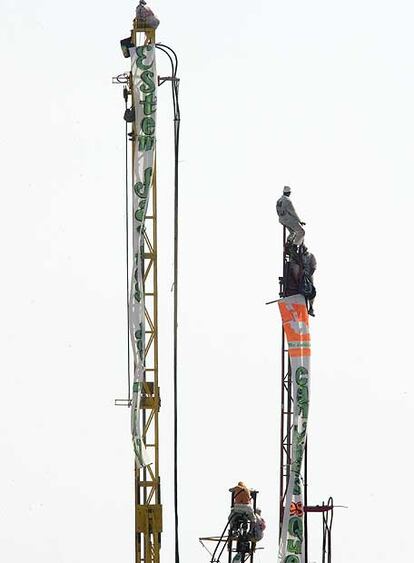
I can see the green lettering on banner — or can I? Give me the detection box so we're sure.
[135,45,153,71]
[135,323,143,360]
[293,443,304,473]
[134,167,153,198]
[287,539,302,555]
[138,135,155,151]
[284,556,300,563]
[297,385,309,418]
[295,366,309,386]
[293,423,307,446]
[293,476,302,496]
[296,366,309,418]
[141,117,156,136]
[135,200,146,224]
[135,289,141,302]
[142,93,157,115]
[140,70,156,94]
[134,166,153,226]
[288,516,303,541]
[135,325,142,341]
[292,422,306,492]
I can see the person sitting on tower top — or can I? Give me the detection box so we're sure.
[136,0,160,29]
[228,481,256,523]
[276,186,306,247]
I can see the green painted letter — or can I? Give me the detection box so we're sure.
[295,366,308,386]
[143,93,157,115]
[288,516,303,541]
[138,135,155,151]
[140,70,155,94]
[135,45,153,71]
[141,117,156,136]
[287,540,302,555]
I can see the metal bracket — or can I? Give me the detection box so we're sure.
[114,398,131,407]
[112,73,129,84]
[158,76,180,86]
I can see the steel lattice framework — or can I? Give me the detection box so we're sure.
[131,22,162,563]
[278,228,334,563]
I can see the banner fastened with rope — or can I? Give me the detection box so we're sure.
[129,44,157,467]
[278,295,310,563]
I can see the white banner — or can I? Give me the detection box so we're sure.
[129,44,157,467]
[278,295,310,563]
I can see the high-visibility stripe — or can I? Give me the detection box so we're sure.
[288,341,311,348]
[288,348,311,357]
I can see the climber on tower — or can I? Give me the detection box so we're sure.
[276,186,306,247]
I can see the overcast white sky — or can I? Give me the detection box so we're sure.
[1,1,413,562]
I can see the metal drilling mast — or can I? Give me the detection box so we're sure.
[277,222,335,563]
[115,5,162,562]
[115,4,181,562]
[131,18,162,563]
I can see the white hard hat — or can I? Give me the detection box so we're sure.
[283,186,291,195]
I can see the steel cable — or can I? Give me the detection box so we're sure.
[124,86,131,403]
[155,42,181,563]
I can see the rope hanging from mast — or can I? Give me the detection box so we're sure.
[156,42,181,563]
[123,85,131,403]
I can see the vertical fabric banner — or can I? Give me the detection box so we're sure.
[129,44,157,467]
[278,295,310,563]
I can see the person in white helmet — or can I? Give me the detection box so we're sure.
[276,186,306,246]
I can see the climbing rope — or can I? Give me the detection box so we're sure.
[156,42,181,563]
[123,85,131,403]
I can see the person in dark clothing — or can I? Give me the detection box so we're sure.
[251,508,266,541]
[301,245,317,316]
[284,243,317,316]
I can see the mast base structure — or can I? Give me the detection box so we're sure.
[278,228,335,563]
